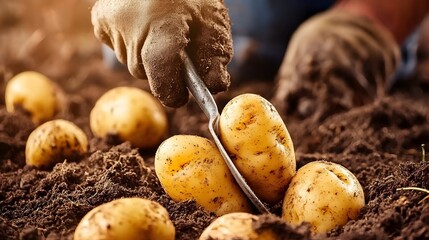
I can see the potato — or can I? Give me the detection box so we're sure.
[155,135,251,216]
[90,86,167,148]
[199,212,279,240]
[26,119,88,168]
[74,197,175,240]
[282,161,365,234]
[5,71,62,124]
[219,93,296,204]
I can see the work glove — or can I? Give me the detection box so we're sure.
[91,0,233,108]
[273,10,401,122]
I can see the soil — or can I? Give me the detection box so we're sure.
[1,1,429,240]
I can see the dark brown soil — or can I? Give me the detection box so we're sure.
[1,1,428,240]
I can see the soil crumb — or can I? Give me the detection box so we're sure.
[1,1,429,240]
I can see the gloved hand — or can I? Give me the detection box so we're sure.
[91,0,233,107]
[273,10,401,122]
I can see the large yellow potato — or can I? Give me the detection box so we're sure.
[26,119,88,168]
[5,71,62,124]
[155,135,251,216]
[219,93,296,204]
[282,161,365,234]
[74,197,175,240]
[199,212,279,240]
[90,86,168,148]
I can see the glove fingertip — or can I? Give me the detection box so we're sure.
[150,80,189,108]
[127,63,146,80]
[202,58,230,93]
[127,47,146,79]
[160,93,189,108]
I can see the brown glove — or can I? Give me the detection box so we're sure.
[91,0,233,108]
[273,10,401,122]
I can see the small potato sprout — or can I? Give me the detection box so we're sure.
[155,135,251,216]
[5,71,62,124]
[282,161,365,234]
[74,197,175,240]
[219,93,296,204]
[90,86,168,148]
[26,119,88,168]
[199,212,279,240]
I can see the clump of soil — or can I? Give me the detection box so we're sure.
[1,1,429,240]
[0,141,217,239]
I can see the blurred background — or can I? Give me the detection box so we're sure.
[0,0,149,121]
[0,0,96,77]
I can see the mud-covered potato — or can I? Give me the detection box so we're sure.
[282,161,365,234]
[219,93,296,204]
[5,71,62,124]
[90,86,167,148]
[199,212,279,240]
[26,119,88,168]
[155,135,251,216]
[74,197,175,240]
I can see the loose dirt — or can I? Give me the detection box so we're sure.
[0,1,428,239]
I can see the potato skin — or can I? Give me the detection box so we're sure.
[282,161,365,234]
[5,71,61,124]
[199,212,278,240]
[219,93,296,204]
[155,135,251,216]
[74,197,175,240]
[26,119,88,168]
[90,86,168,148]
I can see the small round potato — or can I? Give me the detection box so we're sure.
[282,161,365,234]
[26,119,88,168]
[155,135,251,216]
[219,93,296,204]
[199,212,279,240]
[5,71,62,124]
[74,197,175,240]
[90,86,168,148]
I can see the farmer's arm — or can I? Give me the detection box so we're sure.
[274,0,429,120]
[335,0,429,44]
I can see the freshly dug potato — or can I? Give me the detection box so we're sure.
[90,86,167,148]
[219,93,296,204]
[199,212,279,240]
[155,135,251,216]
[74,197,175,240]
[5,71,62,124]
[282,161,365,234]
[26,119,88,168]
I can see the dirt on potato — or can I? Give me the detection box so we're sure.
[1,1,429,240]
